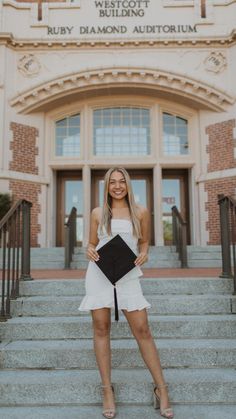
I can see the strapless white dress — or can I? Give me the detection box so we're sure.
[78,219,151,312]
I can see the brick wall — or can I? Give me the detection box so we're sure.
[205,177,236,244]
[10,122,39,175]
[205,119,236,244]
[9,122,41,247]
[206,119,236,173]
[9,180,41,247]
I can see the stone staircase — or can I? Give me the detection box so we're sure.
[0,277,236,419]
[24,245,224,269]
[187,245,222,268]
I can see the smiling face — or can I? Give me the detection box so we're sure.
[108,170,128,201]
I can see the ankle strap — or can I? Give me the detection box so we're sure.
[101,384,113,388]
[155,383,168,389]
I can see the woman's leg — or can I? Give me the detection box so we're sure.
[122,308,172,411]
[91,308,115,413]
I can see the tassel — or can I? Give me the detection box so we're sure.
[114,286,119,321]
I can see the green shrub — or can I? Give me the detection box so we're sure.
[0,193,12,220]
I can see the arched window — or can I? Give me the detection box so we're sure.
[163,113,188,155]
[55,114,80,156]
[93,107,151,156]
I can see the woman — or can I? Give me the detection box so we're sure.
[79,167,174,419]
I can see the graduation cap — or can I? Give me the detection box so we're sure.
[95,234,137,321]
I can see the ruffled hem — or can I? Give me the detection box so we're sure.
[78,292,151,312]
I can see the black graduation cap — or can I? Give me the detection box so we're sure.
[95,234,137,321]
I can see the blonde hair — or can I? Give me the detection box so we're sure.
[100,167,142,238]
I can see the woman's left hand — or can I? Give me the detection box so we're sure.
[135,252,148,266]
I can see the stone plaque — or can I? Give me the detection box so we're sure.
[18,54,41,77]
[204,52,227,73]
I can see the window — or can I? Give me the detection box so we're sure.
[55,114,80,157]
[163,113,188,155]
[93,107,151,156]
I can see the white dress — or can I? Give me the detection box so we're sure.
[78,219,151,312]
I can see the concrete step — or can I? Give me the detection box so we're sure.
[72,246,181,268]
[11,294,235,317]
[30,248,65,269]
[0,405,235,419]
[31,262,65,269]
[188,260,222,268]
[0,368,235,406]
[72,245,224,269]
[27,246,181,269]
[30,259,224,269]
[31,248,64,254]
[186,245,224,268]
[75,245,178,255]
[188,252,221,260]
[0,245,225,269]
[187,245,221,252]
[30,255,64,261]
[72,252,180,261]
[1,338,236,370]
[0,315,235,340]
[71,260,182,269]
[18,278,234,297]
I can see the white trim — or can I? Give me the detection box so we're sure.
[199,180,209,245]
[153,164,163,245]
[83,165,91,247]
[196,167,236,182]
[37,184,46,247]
[233,127,236,140]
[188,167,195,244]
[159,104,195,159]
[0,169,49,185]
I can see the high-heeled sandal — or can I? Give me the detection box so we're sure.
[153,383,174,418]
[101,384,116,419]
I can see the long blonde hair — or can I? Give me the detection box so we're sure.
[100,167,142,238]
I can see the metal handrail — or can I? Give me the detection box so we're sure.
[171,205,188,268]
[0,199,32,321]
[64,207,77,269]
[218,194,236,294]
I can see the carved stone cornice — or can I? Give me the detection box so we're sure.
[0,29,236,49]
[0,33,13,46]
[10,67,235,113]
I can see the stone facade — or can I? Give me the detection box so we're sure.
[0,0,236,247]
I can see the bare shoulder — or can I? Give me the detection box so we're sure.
[136,205,149,221]
[91,207,102,223]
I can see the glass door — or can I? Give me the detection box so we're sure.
[91,169,154,244]
[56,171,83,246]
[162,169,190,245]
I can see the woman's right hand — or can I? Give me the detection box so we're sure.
[87,245,100,262]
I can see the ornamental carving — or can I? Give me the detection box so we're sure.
[18,54,41,77]
[10,67,235,114]
[204,52,227,73]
